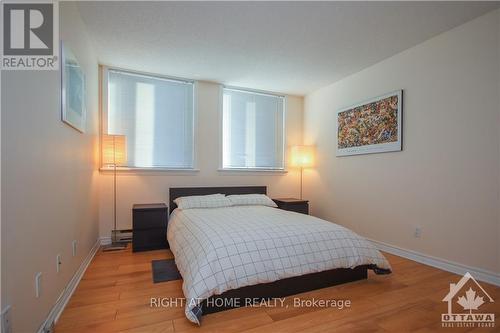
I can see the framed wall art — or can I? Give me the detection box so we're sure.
[336,90,403,156]
[61,41,86,132]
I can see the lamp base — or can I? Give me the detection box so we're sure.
[102,242,127,252]
[112,229,133,243]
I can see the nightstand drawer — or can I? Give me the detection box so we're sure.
[282,203,309,215]
[273,198,309,215]
[133,228,167,252]
[133,210,167,230]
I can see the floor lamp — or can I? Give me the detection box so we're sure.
[290,145,315,200]
[102,134,128,251]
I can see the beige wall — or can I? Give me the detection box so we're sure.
[1,3,99,332]
[304,9,500,274]
[99,82,304,236]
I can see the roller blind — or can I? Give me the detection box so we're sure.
[222,88,285,169]
[106,69,194,168]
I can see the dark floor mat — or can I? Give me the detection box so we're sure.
[152,259,182,283]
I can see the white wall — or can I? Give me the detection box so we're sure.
[1,3,99,332]
[99,83,304,236]
[304,10,500,274]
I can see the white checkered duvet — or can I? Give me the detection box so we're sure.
[167,206,391,324]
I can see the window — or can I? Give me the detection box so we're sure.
[222,87,285,170]
[103,68,195,169]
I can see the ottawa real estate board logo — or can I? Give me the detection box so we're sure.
[441,272,495,328]
[1,1,59,70]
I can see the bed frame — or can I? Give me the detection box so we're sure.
[169,186,370,315]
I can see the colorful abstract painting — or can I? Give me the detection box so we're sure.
[336,90,402,156]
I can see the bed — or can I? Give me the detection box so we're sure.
[167,186,391,324]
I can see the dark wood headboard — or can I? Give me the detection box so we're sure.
[169,186,267,213]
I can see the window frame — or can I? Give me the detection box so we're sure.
[219,85,287,172]
[100,65,198,172]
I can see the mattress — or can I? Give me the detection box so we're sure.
[167,205,391,324]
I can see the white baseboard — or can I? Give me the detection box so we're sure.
[370,239,500,287]
[37,238,101,333]
[100,236,111,245]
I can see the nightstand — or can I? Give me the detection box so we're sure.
[132,203,168,252]
[273,198,309,215]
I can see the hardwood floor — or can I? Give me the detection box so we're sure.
[55,246,499,332]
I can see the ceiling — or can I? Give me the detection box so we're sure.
[76,1,499,96]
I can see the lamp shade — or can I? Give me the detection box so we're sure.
[102,135,127,166]
[290,145,315,168]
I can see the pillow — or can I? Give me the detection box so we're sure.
[226,194,277,208]
[174,194,232,210]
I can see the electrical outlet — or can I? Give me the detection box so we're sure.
[35,272,42,298]
[1,305,12,333]
[72,240,77,257]
[414,226,422,238]
[56,254,62,273]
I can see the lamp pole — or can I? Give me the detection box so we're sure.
[103,135,127,251]
[113,162,117,243]
[300,166,303,200]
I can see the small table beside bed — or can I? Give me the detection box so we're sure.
[167,186,391,325]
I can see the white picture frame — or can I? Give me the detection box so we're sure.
[61,41,86,133]
[336,90,403,157]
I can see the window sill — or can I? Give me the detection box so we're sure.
[100,167,200,174]
[218,168,288,174]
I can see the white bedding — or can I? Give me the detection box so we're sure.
[167,205,391,324]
